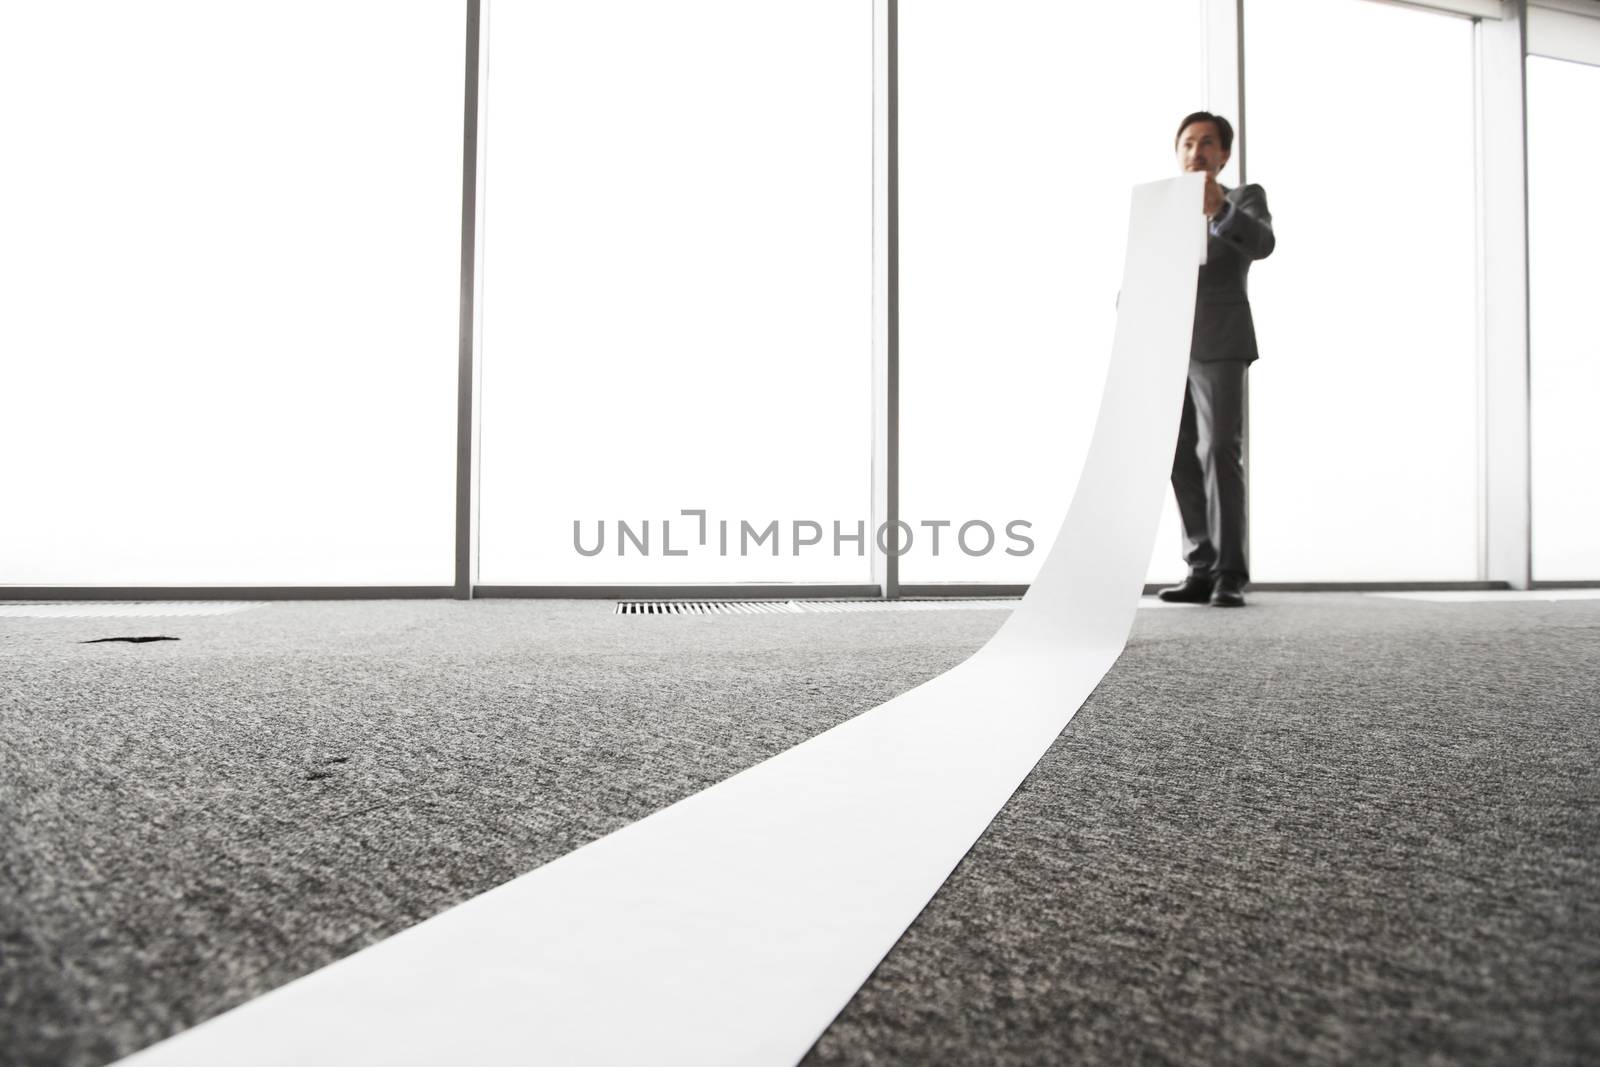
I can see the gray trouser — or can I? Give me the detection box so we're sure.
[1170,359,1249,582]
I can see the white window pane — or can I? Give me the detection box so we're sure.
[1529,56,1600,581]
[898,0,1203,585]
[1244,0,1478,582]
[477,2,872,585]
[0,2,463,586]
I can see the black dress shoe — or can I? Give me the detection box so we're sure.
[1157,576,1214,603]
[1210,574,1247,607]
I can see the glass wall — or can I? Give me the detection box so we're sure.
[898,0,1204,585]
[476,1,872,585]
[4,2,1568,594]
[1244,0,1478,581]
[1527,55,1600,581]
[0,1,464,586]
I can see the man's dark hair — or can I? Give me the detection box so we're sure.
[1175,111,1234,152]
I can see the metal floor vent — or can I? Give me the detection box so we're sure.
[614,598,1022,616]
[0,602,264,619]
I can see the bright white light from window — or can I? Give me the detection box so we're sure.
[0,2,463,586]
[1244,0,1478,582]
[477,2,872,585]
[897,0,1204,585]
[1528,55,1600,581]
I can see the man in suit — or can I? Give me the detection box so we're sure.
[1158,111,1275,608]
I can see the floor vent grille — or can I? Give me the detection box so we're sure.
[614,601,801,616]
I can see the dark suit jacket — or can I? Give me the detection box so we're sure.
[1193,183,1274,363]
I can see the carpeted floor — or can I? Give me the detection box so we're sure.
[2,595,1597,1066]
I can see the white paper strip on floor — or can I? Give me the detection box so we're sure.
[118,174,1205,1067]
[0,602,263,618]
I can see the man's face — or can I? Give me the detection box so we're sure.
[1176,121,1230,178]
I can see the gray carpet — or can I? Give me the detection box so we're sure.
[2,595,1597,1066]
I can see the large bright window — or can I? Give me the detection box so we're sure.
[898,0,1204,585]
[0,2,464,586]
[1528,55,1600,581]
[1244,0,1478,581]
[476,2,872,585]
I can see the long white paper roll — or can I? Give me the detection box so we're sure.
[118,173,1205,1067]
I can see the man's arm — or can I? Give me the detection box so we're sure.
[1211,183,1275,260]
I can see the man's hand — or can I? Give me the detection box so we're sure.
[1203,174,1226,218]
